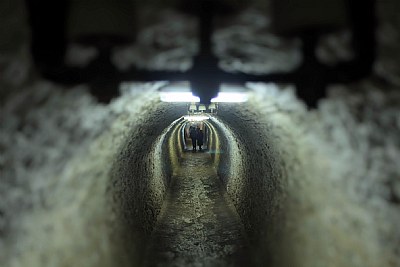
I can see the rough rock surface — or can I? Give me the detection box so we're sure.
[1,1,400,267]
[144,152,250,266]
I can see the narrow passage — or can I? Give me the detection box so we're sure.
[144,151,250,266]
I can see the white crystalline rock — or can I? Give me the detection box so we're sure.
[65,44,99,67]
[214,9,301,74]
[112,9,197,71]
[245,80,400,266]
[1,80,164,266]
[316,30,354,65]
[1,3,400,267]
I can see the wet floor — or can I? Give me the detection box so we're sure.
[144,151,250,267]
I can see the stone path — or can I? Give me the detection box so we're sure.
[144,152,250,267]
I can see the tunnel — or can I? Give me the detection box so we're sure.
[1,0,400,267]
[106,89,300,266]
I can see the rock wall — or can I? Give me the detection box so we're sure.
[0,84,187,267]
[109,104,184,266]
[207,84,400,267]
[208,104,291,265]
[2,83,399,267]
[1,1,399,266]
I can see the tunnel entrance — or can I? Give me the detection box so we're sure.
[144,138,250,266]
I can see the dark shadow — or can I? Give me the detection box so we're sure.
[25,0,376,106]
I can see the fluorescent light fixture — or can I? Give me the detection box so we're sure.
[159,82,249,103]
[211,83,249,103]
[189,104,197,111]
[183,115,210,121]
[198,104,207,111]
[159,82,200,103]
[160,92,200,102]
[211,92,248,103]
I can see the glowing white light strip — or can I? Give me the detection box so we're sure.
[160,92,200,102]
[211,92,248,103]
[183,115,210,121]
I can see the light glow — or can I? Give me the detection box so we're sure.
[183,115,210,121]
[211,92,248,103]
[159,82,249,103]
[160,92,200,103]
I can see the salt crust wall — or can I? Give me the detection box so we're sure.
[1,1,400,266]
[1,81,399,267]
[208,83,400,267]
[0,83,187,267]
[209,107,287,265]
[109,108,184,266]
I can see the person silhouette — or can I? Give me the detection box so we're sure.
[189,126,197,151]
[197,127,204,151]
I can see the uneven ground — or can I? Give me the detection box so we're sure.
[144,151,250,267]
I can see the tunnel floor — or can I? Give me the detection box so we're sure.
[144,151,250,266]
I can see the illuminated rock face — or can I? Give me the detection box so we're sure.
[208,86,400,266]
[3,81,399,267]
[1,1,400,267]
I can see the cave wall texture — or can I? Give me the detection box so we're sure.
[1,0,400,267]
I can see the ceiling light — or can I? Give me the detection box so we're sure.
[208,103,216,109]
[198,104,207,111]
[160,92,200,102]
[211,92,248,103]
[210,83,249,103]
[159,82,200,103]
[183,115,210,121]
[159,82,249,103]
[189,104,197,111]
